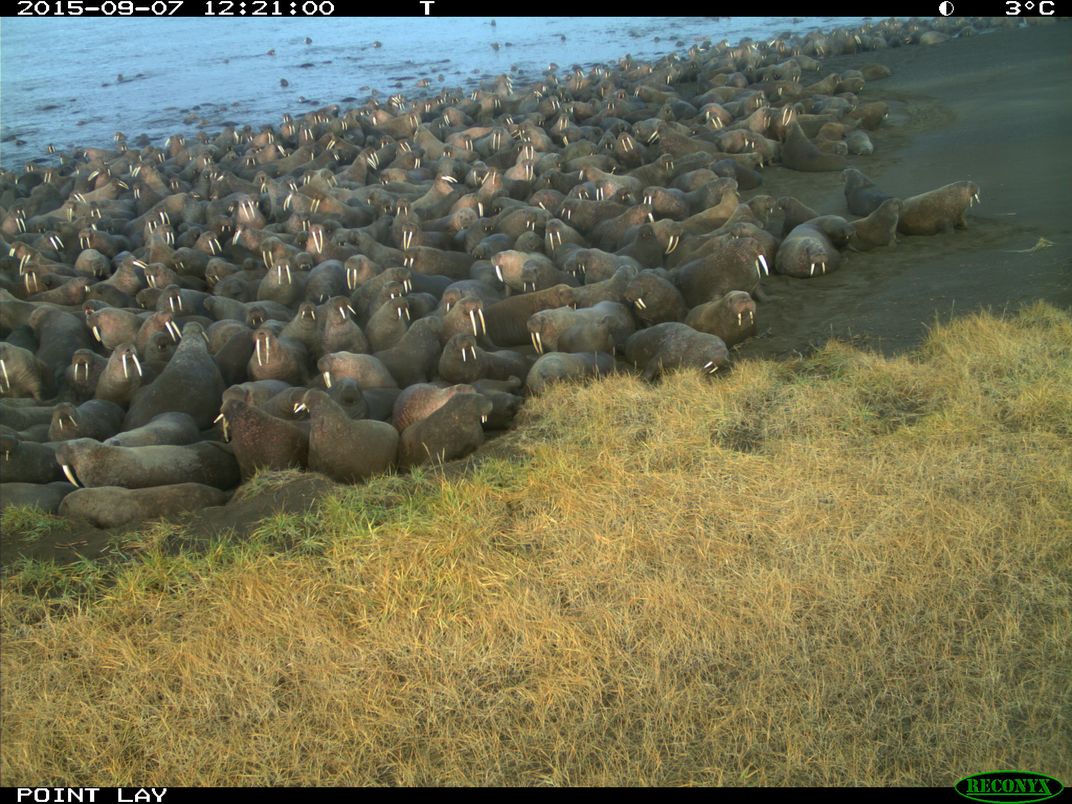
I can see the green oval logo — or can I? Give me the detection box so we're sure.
[955,771,1065,804]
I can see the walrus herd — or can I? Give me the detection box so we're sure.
[1,16,994,527]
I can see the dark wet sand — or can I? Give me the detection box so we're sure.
[736,20,1072,360]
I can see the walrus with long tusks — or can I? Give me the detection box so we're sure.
[624,322,729,381]
[55,437,241,490]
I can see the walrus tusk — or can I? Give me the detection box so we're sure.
[738,312,743,327]
[810,263,816,277]
[92,326,102,343]
[0,358,8,391]
[481,414,488,424]
[469,345,477,362]
[635,297,647,310]
[494,265,504,283]
[62,464,80,487]
[758,254,769,276]
[323,371,332,388]
[470,309,479,336]
[132,353,143,377]
[165,320,181,341]
[255,338,263,366]
[478,308,486,335]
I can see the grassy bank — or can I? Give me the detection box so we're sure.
[2,302,1070,786]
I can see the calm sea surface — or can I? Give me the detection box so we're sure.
[1,16,873,169]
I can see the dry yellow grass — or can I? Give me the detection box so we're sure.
[2,302,1070,786]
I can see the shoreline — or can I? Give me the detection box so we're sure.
[734,20,1072,359]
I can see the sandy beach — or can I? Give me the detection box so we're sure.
[735,20,1072,360]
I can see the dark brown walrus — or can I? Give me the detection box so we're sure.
[624,322,729,381]
[298,389,399,483]
[397,392,492,469]
[124,322,225,431]
[220,395,309,481]
[59,483,231,529]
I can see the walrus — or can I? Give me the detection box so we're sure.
[0,481,75,514]
[775,220,847,278]
[373,316,443,388]
[684,291,758,348]
[673,236,769,307]
[124,322,225,431]
[318,297,371,356]
[48,399,126,443]
[624,322,729,380]
[319,352,399,391]
[298,388,399,483]
[623,271,688,326]
[104,411,201,448]
[438,333,531,385]
[778,196,822,237]
[842,168,896,217]
[59,483,231,529]
[482,284,576,347]
[219,395,309,480]
[64,349,108,403]
[524,351,616,395]
[0,342,51,400]
[569,265,640,309]
[0,400,54,432]
[397,391,492,469]
[364,296,412,353]
[527,301,635,354]
[85,306,145,352]
[849,198,902,251]
[897,181,980,235]
[0,432,64,484]
[277,301,324,356]
[247,329,310,386]
[391,383,475,433]
[781,122,847,172]
[56,438,241,490]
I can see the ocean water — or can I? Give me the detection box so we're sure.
[0,16,873,170]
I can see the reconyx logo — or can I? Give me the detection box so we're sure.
[955,771,1065,804]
